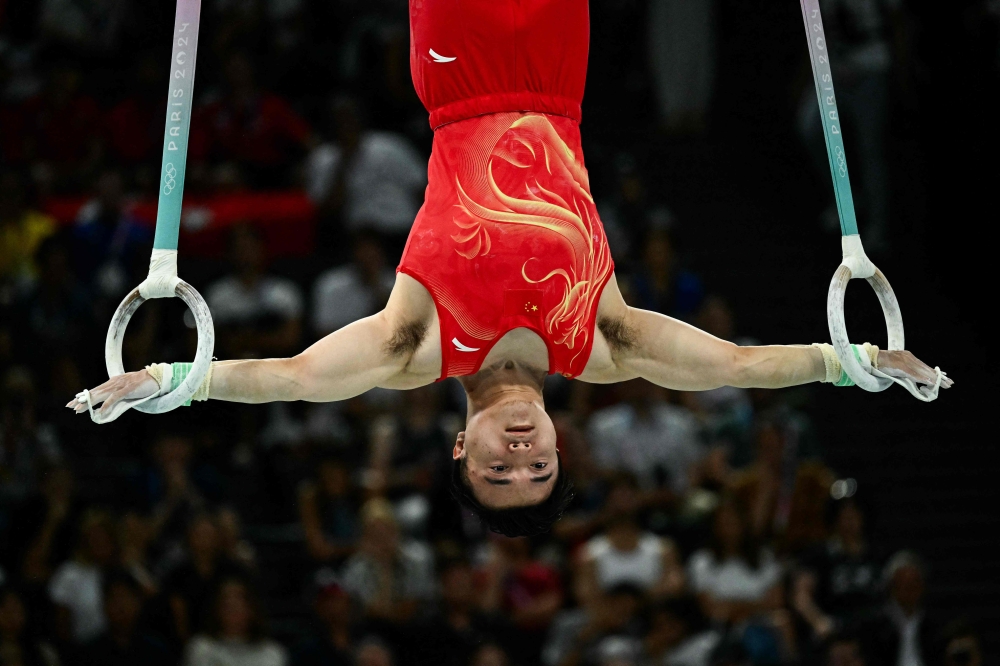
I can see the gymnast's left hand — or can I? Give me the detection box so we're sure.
[66,370,160,417]
[878,350,953,389]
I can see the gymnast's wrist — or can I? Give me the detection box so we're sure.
[143,362,214,404]
[812,343,879,385]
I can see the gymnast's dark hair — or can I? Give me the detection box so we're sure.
[450,451,574,538]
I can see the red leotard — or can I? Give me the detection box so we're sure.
[399,0,613,381]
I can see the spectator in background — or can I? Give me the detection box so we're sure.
[15,465,79,585]
[0,585,58,666]
[728,415,832,553]
[859,551,938,666]
[687,499,788,660]
[626,226,704,321]
[49,509,118,644]
[938,620,983,666]
[575,474,685,605]
[105,52,168,187]
[186,577,288,666]
[797,0,906,251]
[3,59,102,194]
[207,225,304,359]
[311,231,395,337]
[355,637,394,666]
[825,630,869,666]
[76,569,172,666]
[298,457,360,564]
[648,0,716,134]
[71,169,151,300]
[587,380,702,500]
[0,170,55,291]
[164,513,251,643]
[38,0,130,59]
[190,51,314,188]
[470,643,514,666]
[643,596,721,666]
[142,432,211,553]
[291,570,355,666]
[340,498,435,624]
[480,536,564,664]
[542,584,645,666]
[217,506,258,572]
[16,235,92,362]
[116,511,157,597]
[793,496,881,643]
[0,368,61,508]
[414,556,513,666]
[307,95,426,249]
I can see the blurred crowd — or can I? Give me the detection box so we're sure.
[1,1,994,666]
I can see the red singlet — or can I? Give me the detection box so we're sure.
[399,0,613,381]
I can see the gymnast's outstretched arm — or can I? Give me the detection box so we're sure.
[68,274,439,418]
[581,274,951,392]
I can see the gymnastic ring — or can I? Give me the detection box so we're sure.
[104,280,215,413]
[826,261,902,392]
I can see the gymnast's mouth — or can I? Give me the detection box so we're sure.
[506,426,534,434]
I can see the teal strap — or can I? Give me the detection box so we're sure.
[153,0,203,251]
[835,345,866,387]
[799,0,859,238]
[169,362,194,406]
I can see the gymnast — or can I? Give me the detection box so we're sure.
[69,0,950,537]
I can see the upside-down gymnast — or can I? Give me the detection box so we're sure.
[70,0,950,537]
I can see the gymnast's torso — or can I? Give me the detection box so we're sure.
[397,0,619,382]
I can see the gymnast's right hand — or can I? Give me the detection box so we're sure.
[66,370,159,416]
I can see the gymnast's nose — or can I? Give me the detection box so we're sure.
[508,440,532,452]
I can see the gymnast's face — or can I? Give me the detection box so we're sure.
[455,398,559,509]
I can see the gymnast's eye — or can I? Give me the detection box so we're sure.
[532,462,548,470]
[490,465,507,473]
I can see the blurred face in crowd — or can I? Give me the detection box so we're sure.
[440,563,475,611]
[827,640,866,666]
[470,644,510,666]
[456,397,559,510]
[216,508,242,550]
[835,501,864,543]
[188,516,220,561]
[0,591,26,639]
[318,460,350,498]
[643,230,674,277]
[314,587,351,630]
[231,227,265,278]
[104,582,142,636]
[755,423,785,469]
[217,581,253,639]
[83,517,117,565]
[944,635,982,666]
[891,565,925,614]
[605,477,641,521]
[714,502,746,556]
[353,236,386,279]
[360,512,398,562]
[357,642,394,666]
[648,609,688,649]
[155,435,192,471]
[696,296,735,341]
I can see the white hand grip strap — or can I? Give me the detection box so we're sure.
[827,235,942,402]
[90,279,214,424]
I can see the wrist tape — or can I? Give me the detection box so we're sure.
[812,343,879,386]
[144,362,214,405]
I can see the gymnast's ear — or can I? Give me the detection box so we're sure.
[453,432,466,460]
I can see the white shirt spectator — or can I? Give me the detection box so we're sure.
[311,265,395,335]
[587,403,702,492]
[206,275,303,326]
[307,132,426,234]
[48,561,105,642]
[185,636,288,666]
[585,533,664,592]
[341,539,435,605]
[688,549,782,602]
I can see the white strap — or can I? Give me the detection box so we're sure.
[78,363,173,424]
[138,249,182,299]
[870,365,945,403]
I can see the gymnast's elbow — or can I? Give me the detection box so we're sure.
[724,344,756,388]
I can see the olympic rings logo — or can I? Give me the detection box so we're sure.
[163,163,178,195]
[834,146,847,178]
